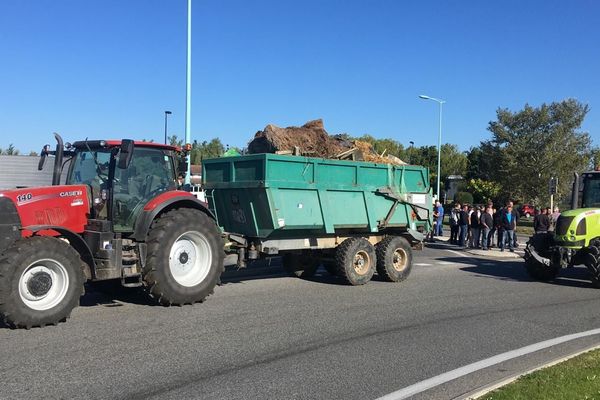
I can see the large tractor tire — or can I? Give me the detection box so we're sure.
[0,236,85,329]
[524,233,560,281]
[584,238,600,288]
[376,236,413,282]
[335,237,376,285]
[144,208,224,305]
[282,253,319,278]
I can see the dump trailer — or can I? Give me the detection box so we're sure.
[203,154,432,285]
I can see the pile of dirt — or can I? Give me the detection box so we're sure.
[247,119,344,158]
[247,119,406,165]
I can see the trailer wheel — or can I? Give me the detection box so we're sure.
[282,253,318,278]
[0,236,85,329]
[335,238,376,285]
[376,236,413,282]
[144,208,224,305]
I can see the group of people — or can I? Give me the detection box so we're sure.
[533,207,561,234]
[431,201,563,251]
[433,201,531,252]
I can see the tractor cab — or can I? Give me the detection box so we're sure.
[580,171,600,209]
[66,140,180,231]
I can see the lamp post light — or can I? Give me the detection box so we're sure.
[409,140,414,164]
[164,111,172,144]
[419,95,445,201]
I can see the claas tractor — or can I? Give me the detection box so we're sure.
[0,134,223,328]
[524,170,600,286]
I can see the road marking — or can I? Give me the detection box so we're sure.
[376,327,600,400]
[414,263,432,267]
[446,249,468,258]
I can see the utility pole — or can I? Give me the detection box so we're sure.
[164,111,172,144]
[184,0,192,184]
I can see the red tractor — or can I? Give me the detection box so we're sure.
[0,134,223,328]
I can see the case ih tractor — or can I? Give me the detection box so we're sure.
[524,170,600,286]
[0,134,223,328]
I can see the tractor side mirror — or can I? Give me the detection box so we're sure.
[118,139,135,169]
[38,144,51,170]
[178,155,189,174]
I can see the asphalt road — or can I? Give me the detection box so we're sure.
[2,239,600,400]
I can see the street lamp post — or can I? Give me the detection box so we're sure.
[164,111,172,144]
[419,95,445,201]
[409,140,414,164]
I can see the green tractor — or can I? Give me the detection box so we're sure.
[524,170,600,286]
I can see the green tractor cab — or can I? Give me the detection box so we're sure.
[524,171,600,286]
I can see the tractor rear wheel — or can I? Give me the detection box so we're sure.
[144,208,224,305]
[376,236,413,282]
[335,238,376,285]
[0,236,85,328]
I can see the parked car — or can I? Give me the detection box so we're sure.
[518,204,537,218]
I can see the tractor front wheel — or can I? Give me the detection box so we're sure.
[144,208,224,305]
[0,236,85,328]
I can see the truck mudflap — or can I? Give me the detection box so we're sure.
[0,197,21,253]
[405,228,425,244]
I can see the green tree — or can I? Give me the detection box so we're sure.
[28,151,38,156]
[168,135,184,147]
[189,138,225,164]
[354,134,407,160]
[466,178,502,204]
[2,144,19,155]
[486,98,593,205]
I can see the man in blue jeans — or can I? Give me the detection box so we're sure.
[458,204,469,248]
[501,204,516,252]
[435,201,444,236]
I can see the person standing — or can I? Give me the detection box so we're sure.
[449,203,460,244]
[508,201,519,247]
[459,204,469,248]
[435,201,444,237]
[501,204,516,252]
[470,206,481,248]
[480,206,493,250]
[534,208,550,234]
[550,207,561,232]
[488,207,497,248]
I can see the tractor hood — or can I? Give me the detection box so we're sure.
[0,185,91,234]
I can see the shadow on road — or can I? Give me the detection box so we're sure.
[438,255,596,289]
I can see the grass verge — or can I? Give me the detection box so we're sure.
[478,348,600,400]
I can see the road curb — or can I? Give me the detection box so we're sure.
[459,344,600,400]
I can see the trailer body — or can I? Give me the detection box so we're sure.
[203,154,432,253]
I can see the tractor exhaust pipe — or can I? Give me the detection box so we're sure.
[52,133,64,186]
[571,172,579,210]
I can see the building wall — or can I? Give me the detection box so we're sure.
[0,155,69,190]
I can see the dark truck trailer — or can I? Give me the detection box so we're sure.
[203,153,432,285]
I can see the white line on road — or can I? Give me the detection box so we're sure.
[376,328,600,400]
[414,263,433,267]
[446,249,468,258]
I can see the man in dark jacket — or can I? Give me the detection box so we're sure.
[459,204,469,248]
[449,203,460,244]
[480,206,493,250]
[501,204,516,252]
[508,201,519,247]
[534,208,551,234]
[470,206,481,248]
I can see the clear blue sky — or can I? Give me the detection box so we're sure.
[1,0,599,153]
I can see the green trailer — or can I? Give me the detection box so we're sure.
[203,153,432,285]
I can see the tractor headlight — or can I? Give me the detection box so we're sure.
[570,236,576,241]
